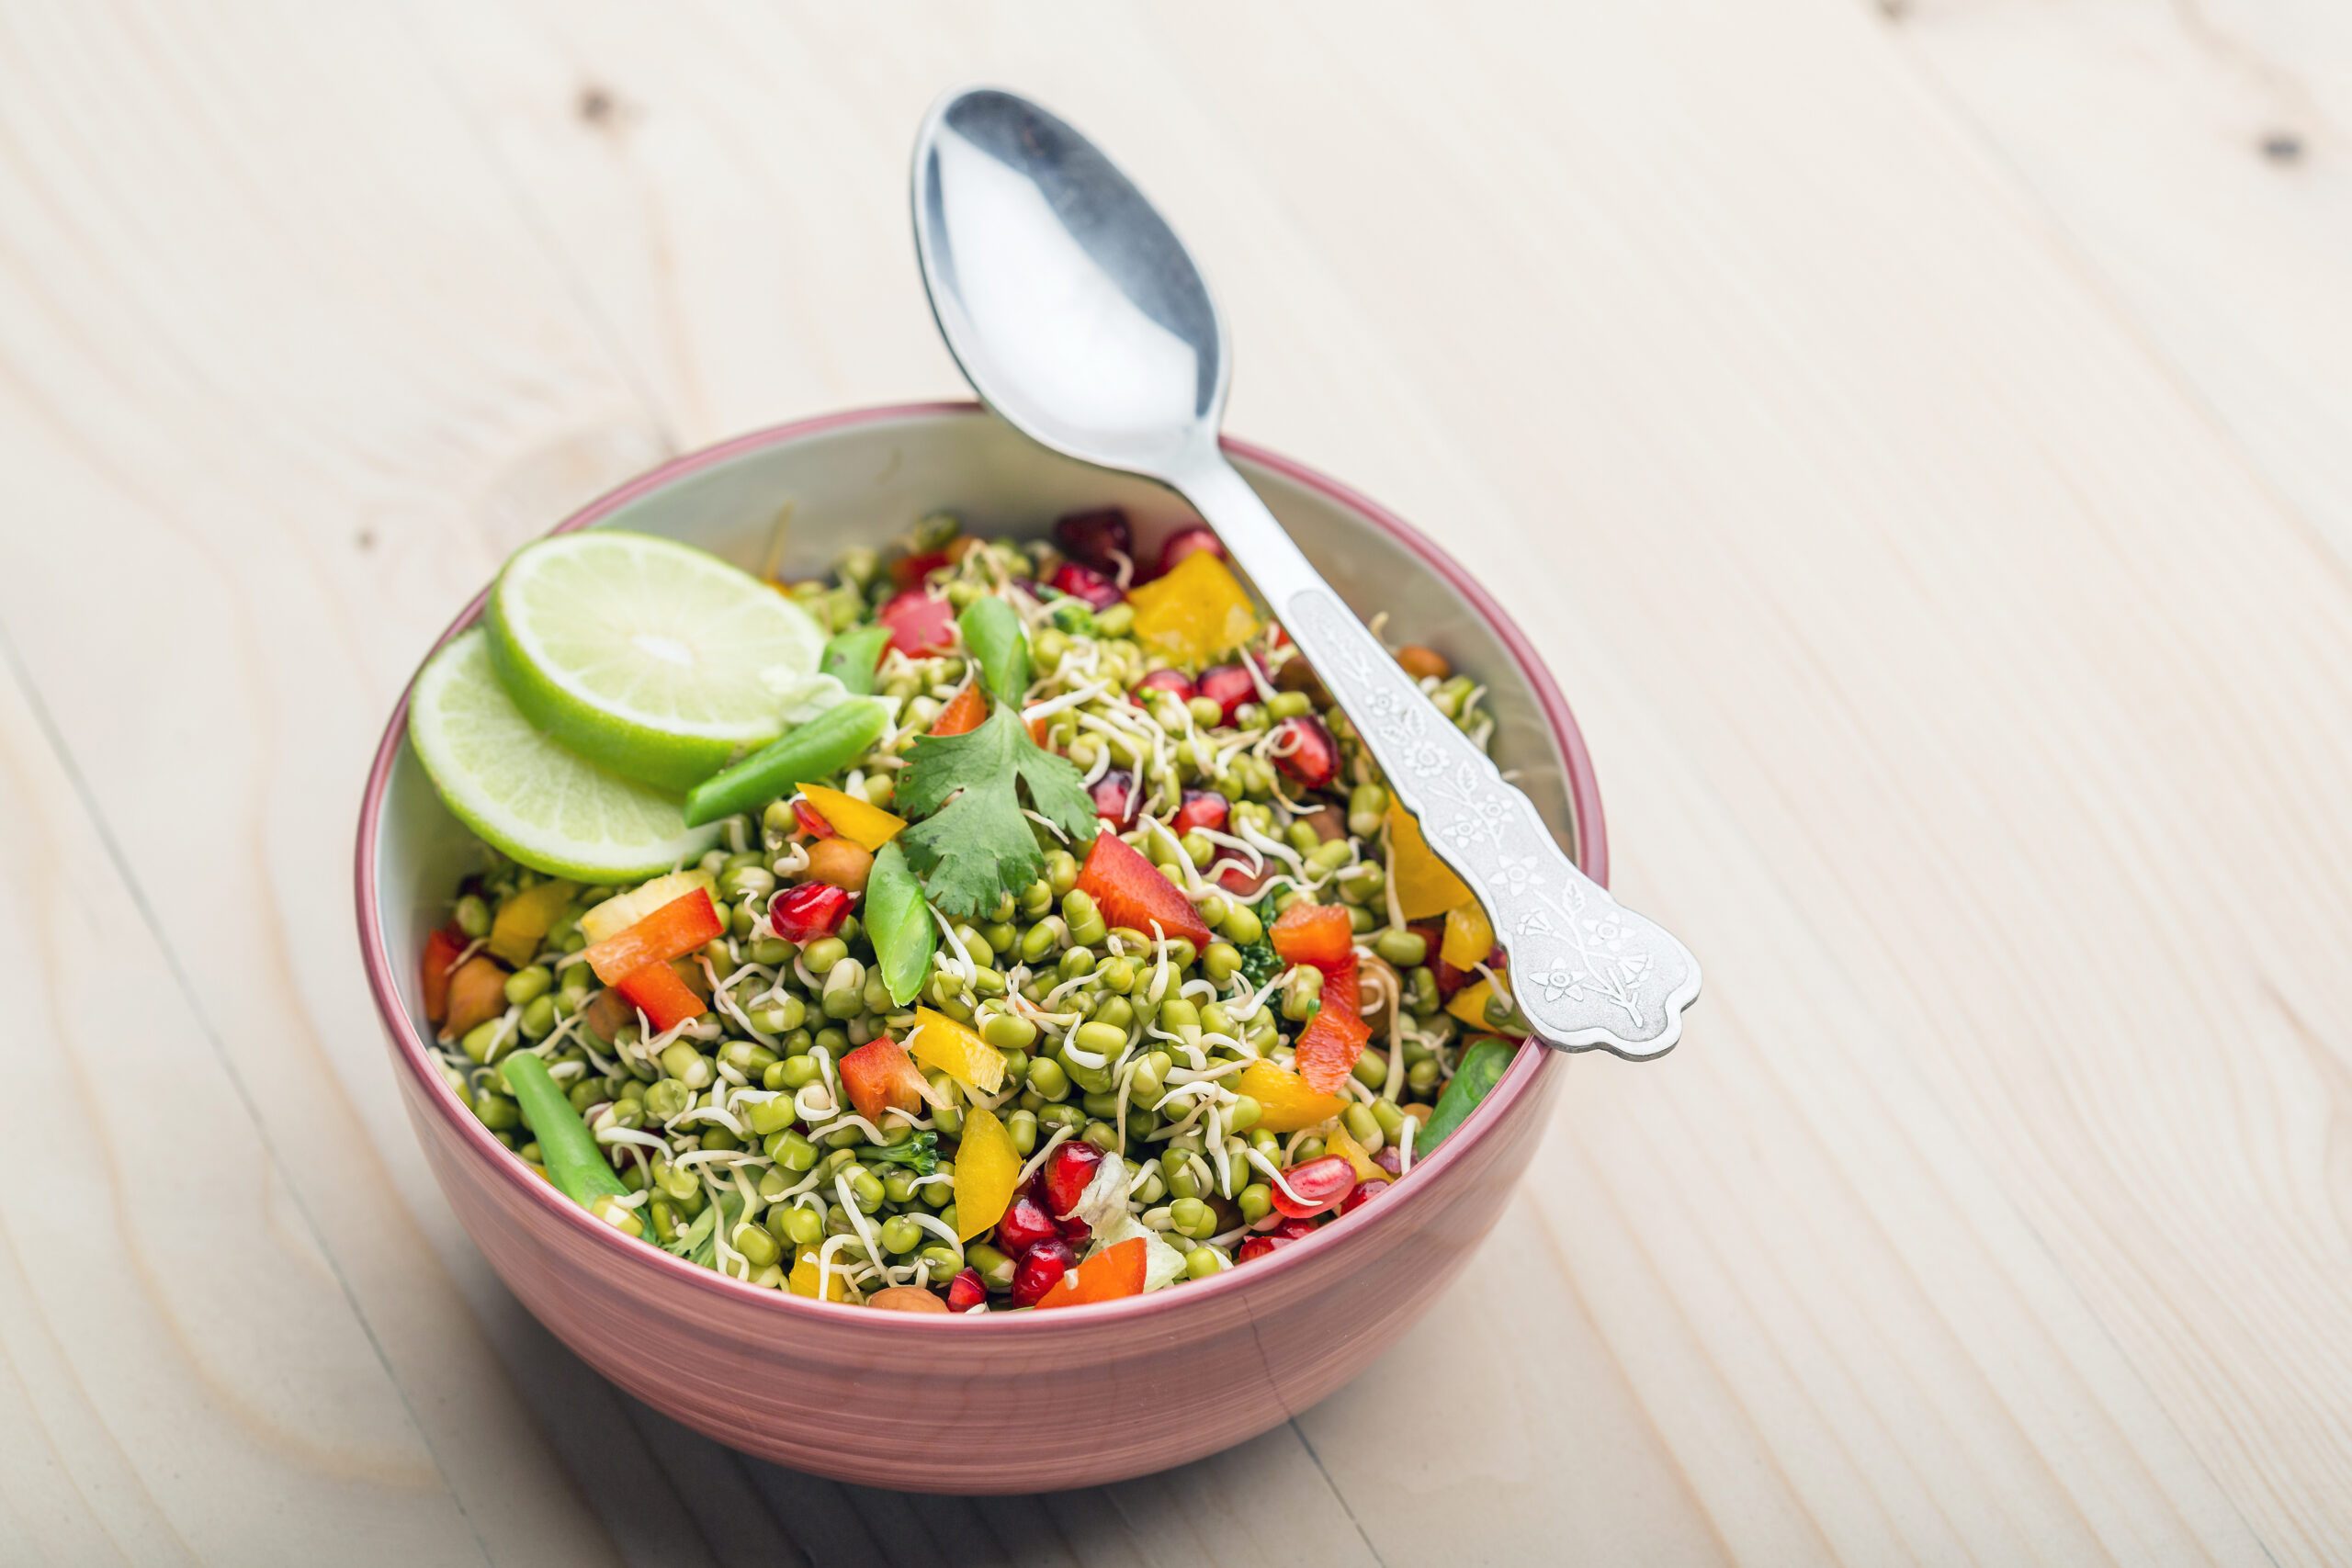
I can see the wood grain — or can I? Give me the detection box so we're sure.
[0,0,2346,1560]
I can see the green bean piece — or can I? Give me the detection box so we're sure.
[1420,1037,1518,1154]
[681,698,888,828]
[957,595,1031,705]
[502,1053,628,1207]
[865,840,936,1007]
[820,624,893,694]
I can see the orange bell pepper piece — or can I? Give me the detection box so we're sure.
[1073,829,1213,947]
[840,1035,928,1124]
[1035,1236,1148,1309]
[1125,552,1261,663]
[1384,800,1472,921]
[582,889,723,986]
[1295,1000,1372,1093]
[420,926,465,1025]
[931,683,988,738]
[1271,900,1354,970]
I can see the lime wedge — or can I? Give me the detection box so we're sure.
[408,628,721,880]
[485,530,828,791]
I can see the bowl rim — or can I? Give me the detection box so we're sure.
[355,400,1608,1333]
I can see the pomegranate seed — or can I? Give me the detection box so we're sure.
[1214,861,1270,898]
[1195,663,1256,723]
[1340,1179,1390,1214]
[1159,525,1225,576]
[1271,1156,1356,1219]
[767,883,853,943]
[1374,1145,1403,1177]
[1272,715,1340,791]
[791,798,834,839]
[1057,1213,1093,1245]
[1090,770,1141,830]
[1272,1215,1318,1240]
[1053,508,1133,570]
[1235,1218,1317,1264]
[1171,788,1228,837]
[1050,561,1123,611]
[1010,1237,1076,1306]
[890,549,950,590]
[1042,1140,1104,1219]
[1135,668,1195,704]
[1237,1235,1278,1264]
[945,1267,989,1312]
[996,1194,1057,1256]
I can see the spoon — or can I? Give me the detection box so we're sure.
[911,88,1699,1060]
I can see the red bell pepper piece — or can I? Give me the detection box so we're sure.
[1271,900,1353,971]
[582,890,723,986]
[1034,1236,1148,1309]
[840,1035,928,1124]
[1295,993,1371,1094]
[877,591,956,656]
[1073,830,1213,948]
[616,960,706,1032]
[931,683,988,737]
[420,925,466,1025]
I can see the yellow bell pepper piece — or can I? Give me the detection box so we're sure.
[580,870,716,944]
[1325,1120,1387,1186]
[1385,801,1471,921]
[1235,1060,1346,1134]
[1126,551,1261,663]
[908,1008,1006,1096]
[787,1247,854,1302]
[953,1105,1021,1241]
[1441,900,1495,969]
[1447,978,1503,1031]
[799,784,906,852]
[488,879,576,965]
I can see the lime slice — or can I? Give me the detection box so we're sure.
[408,629,720,880]
[485,530,828,791]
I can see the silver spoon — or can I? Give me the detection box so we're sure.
[911,87,1699,1060]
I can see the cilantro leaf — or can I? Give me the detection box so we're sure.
[898,707,1097,916]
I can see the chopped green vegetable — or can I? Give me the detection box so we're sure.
[897,707,1096,917]
[1237,938,1283,989]
[865,840,935,1007]
[681,697,887,828]
[820,625,892,695]
[861,1131,939,1176]
[502,1052,628,1204]
[956,596,1030,705]
[1420,1037,1515,1153]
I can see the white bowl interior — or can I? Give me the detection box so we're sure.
[376,411,1580,1032]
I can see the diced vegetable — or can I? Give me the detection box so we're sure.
[798,783,907,852]
[502,1051,628,1205]
[582,889,724,986]
[877,590,956,656]
[787,1247,854,1302]
[1125,551,1261,662]
[1325,1121,1386,1186]
[864,841,935,1006]
[681,698,888,829]
[1441,900,1495,970]
[443,955,510,1040]
[487,878,574,964]
[1294,998,1371,1094]
[616,960,706,1031]
[580,869,716,944]
[1073,829,1213,947]
[840,1035,927,1124]
[1271,900,1353,970]
[1033,1235,1148,1309]
[420,926,465,1025]
[1385,799,1472,920]
[1420,1036,1517,1153]
[906,1008,1005,1095]
[1446,977,1500,1031]
[1234,1060,1346,1133]
[931,683,988,737]
[951,1104,1020,1242]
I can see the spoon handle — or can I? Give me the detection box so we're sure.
[1171,457,1701,1060]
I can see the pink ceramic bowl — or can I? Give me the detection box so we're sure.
[356,403,1605,1493]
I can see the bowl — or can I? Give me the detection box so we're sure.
[355,402,1607,1493]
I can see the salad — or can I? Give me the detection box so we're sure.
[406,507,1526,1312]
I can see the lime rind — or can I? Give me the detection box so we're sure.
[487,530,828,792]
[408,629,721,880]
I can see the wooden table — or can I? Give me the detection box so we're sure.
[4,2,2346,1562]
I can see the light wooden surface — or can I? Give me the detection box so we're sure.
[1,0,2346,1562]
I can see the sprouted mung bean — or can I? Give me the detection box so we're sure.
[415,508,1527,1311]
